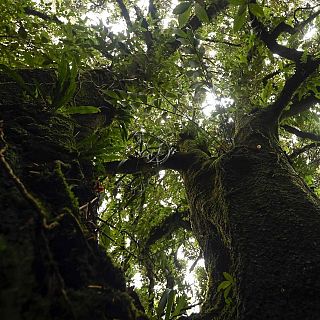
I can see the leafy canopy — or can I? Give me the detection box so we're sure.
[1,0,320,317]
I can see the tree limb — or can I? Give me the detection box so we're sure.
[271,8,320,38]
[24,6,62,24]
[268,63,320,119]
[281,124,320,142]
[248,2,320,119]
[145,210,191,247]
[289,142,320,159]
[281,94,320,119]
[148,0,158,21]
[250,12,304,62]
[261,63,294,85]
[115,0,133,29]
[134,5,154,51]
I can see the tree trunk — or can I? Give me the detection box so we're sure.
[180,112,320,320]
[0,81,146,319]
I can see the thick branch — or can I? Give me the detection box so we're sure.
[271,8,320,38]
[103,152,195,175]
[134,6,153,51]
[249,7,320,120]
[115,0,133,29]
[248,2,320,119]
[145,210,191,247]
[250,13,303,62]
[24,6,62,24]
[281,124,320,142]
[268,65,319,118]
[148,0,158,21]
[281,94,320,119]
[290,142,320,159]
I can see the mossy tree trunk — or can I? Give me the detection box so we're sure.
[0,71,146,320]
[180,110,320,320]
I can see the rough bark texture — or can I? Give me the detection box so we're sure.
[0,73,147,319]
[180,110,320,320]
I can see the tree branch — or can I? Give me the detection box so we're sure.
[148,0,158,21]
[203,38,242,47]
[145,210,191,247]
[289,142,320,159]
[248,2,320,120]
[268,64,320,119]
[250,12,304,62]
[261,63,294,85]
[281,94,320,119]
[24,6,62,24]
[115,0,133,29]
[271,8,320,38]
[281,124,320,142]
[134,5,154,51]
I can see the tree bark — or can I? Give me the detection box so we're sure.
[180,111,320,320]
[0,91,146,319]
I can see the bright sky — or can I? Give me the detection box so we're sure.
[85,0,179,33]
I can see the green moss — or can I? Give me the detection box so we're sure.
[54,160,79,211]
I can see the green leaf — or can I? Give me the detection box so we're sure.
[119,122,128,141]
[261,80,272,103]
[233,4,247,32]
[156,289,169,318]
[52,57,78,108]
[228,0,246,5]
[99,224,112,248]
[249,3,264,17]
[217,280,231,292]
[173,1,192,15]
[224,285,232,299]
[174,28,188,38]
[65,106,101,114]
[102,89,120,100]
[195,3,210,23]
[178,7,192,27]
[172,295,188,317]
[40,33,50,43]
[165,290,175,320]
[223,272,234,282]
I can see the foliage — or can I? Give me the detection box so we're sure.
[217,272,236,305]
[1,0,320,317]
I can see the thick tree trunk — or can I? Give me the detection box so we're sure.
[0,88,146,319]
[181,112,320,320]
[214,146,320,320]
